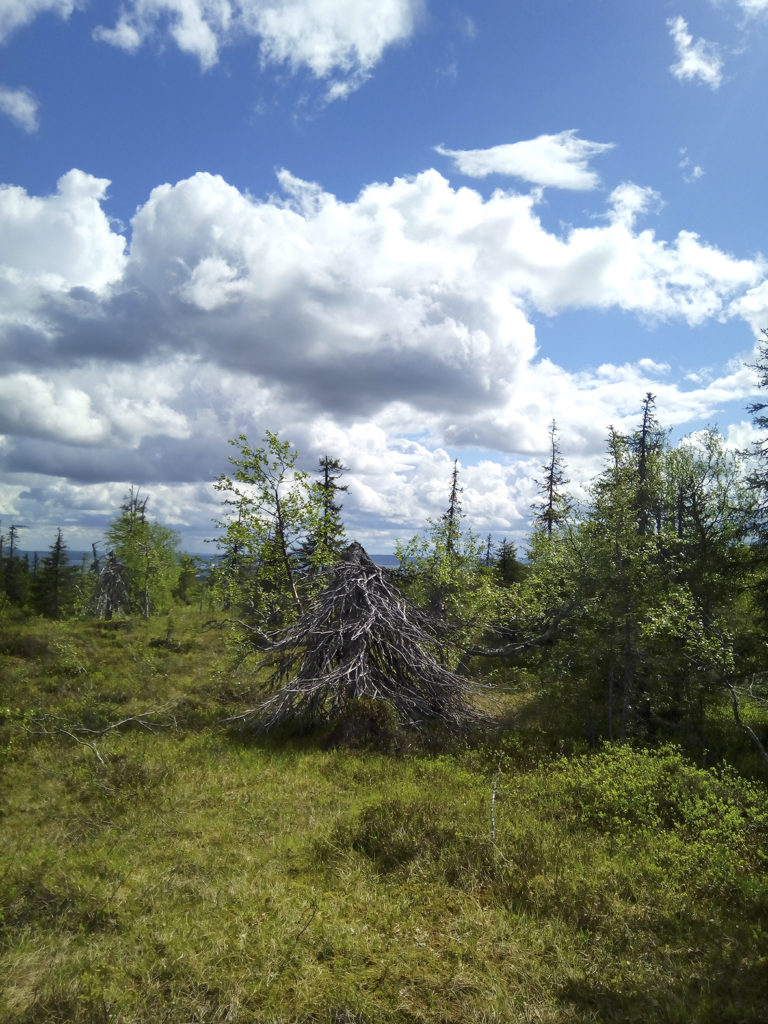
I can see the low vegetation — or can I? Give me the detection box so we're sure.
[1,609,767,1023]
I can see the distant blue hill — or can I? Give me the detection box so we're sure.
[370,553,399,567]
[16,550,400,569]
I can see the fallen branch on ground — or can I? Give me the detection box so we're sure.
[24,702,178,764]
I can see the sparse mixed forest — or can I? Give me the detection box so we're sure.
[2,348,768,1021]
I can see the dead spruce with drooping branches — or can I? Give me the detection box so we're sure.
[229,541,486,734]
[89,551,130,620]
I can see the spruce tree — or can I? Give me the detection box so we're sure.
[532,419,571,538]
[494,537,522,586]
[628,392,665,537]
[105,488,180,617]
[31,529,78,619]
[3,524,30,607]
[298,455,349,571]
[442,459,463,555]
[317,455,348,556]
[745,328,768,537]
[520,404,754,743]
[395,461,498,653]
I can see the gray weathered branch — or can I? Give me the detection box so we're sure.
[226,542,485,733]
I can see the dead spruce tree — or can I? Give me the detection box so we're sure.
[89,551,130,619]
[229,541,485,736]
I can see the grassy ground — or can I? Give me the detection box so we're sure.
[1,610,767,1023]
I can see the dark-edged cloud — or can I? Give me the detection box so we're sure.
[0,161,766,549]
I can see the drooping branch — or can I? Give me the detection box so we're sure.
[460,602,577,665]
[723,677,768,772]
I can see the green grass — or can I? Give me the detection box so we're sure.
[1,611,767,1023]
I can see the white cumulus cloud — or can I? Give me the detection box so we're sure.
[93,0,228,68]
[0,0,79,43]
[679,149,705,184]
[249,0,422,78]
[0,170,127,325]
[734,0,768,13]
[0,164,766,550]
[94,0,423,96]
[0,374,107,444]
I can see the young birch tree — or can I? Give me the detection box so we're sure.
[213,431,322,627]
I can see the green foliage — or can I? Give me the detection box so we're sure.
[30,529,80,619]
[212,431,325,626]
[516,410,758,746]
[103,488,181,618]
[493,536,524,586]
[745,326,768,535]
[396,520,505,656]
[395,462,507,655]
[0,523,32,609]
[5,392,768,1020]
[559,744,767,865]
[531,417,572,537]
[298,454,349,572]
[172,553,206,606]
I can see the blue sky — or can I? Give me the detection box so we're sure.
[1,0,768,553]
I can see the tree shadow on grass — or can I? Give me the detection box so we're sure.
[558,950,768,1024]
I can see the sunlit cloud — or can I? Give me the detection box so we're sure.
[93,0,424,99]
[435,131,614,190]
[0,0,79,43]
[668,15,724,89]
[0,163,765,548]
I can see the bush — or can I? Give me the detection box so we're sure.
[552,743,768,900]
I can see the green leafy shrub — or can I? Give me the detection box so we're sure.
[550,744,768,901]
[560,744,767,839]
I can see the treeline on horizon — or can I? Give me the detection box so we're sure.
[2,333,768,767]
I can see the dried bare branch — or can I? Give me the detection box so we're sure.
[227,542,486,734]
[25,703,178,762]
[723,678,768,771]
